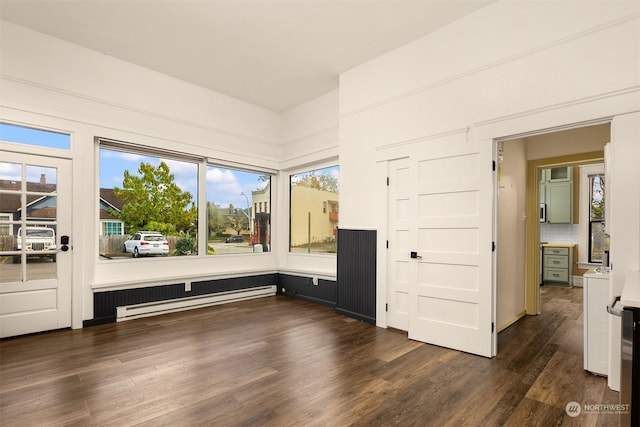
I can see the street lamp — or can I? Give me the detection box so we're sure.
[240,192,251,232]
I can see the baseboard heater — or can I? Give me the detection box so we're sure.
[116,285,276,322]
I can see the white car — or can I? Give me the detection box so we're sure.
[123,232,170,258]
[13,226,57,263]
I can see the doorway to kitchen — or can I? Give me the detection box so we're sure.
[496,123,610,333]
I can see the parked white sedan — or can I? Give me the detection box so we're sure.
[123,232,170,258]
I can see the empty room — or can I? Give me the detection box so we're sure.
[1,1,639,425]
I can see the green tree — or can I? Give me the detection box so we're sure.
[113,162,196,234]
[207,202,225,237]
[293,172,338,192]
[225,203,249,236]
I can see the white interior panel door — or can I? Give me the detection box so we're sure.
[0,151,72,338]
[407,136,494,357]
[387,158,410,330]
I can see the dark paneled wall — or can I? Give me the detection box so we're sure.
[278,274,337,308]
[87,273,278,326]
[87,254,378,327]
[336,229,377,324]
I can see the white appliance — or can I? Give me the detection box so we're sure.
[584,268,610,376]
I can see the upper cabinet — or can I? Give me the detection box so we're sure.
[540,166,575,224]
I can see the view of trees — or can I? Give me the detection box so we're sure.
[112,161,197,235]
[226,204,250,236]
[590,175,605,219]
[292,171,338,192]
[206,202,225,237]
[100,146,274,258]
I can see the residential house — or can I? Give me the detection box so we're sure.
[98,188,125,236]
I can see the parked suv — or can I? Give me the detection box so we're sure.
[13,226,57,263]
[123,231,170,258]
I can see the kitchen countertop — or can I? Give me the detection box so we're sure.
[541,243,577,248]
[621,270,640,309]
[584,268,610,279]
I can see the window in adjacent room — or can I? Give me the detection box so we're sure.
[588,174,605,263]
[290,165,339,254]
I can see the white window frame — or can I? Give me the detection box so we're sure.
[578,163,604,268]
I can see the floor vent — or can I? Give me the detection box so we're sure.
[116,285,276,321]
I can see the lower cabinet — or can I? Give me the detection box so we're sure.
[542,245,574,287]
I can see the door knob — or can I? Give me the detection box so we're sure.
[410,251,422,259]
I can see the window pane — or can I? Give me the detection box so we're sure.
[589,174,605,221]
[290,166,339,254]
[0,123,70,150]
[589,221,606,263]
[206,166,270,255]
[588,174,606,263]
[99,147,198,259]
[0,162,57,282]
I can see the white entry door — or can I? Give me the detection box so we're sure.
[0,151,72,338]
[387,135,495,357]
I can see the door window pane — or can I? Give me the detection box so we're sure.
[0,161,57,282]
[290,166,339,254]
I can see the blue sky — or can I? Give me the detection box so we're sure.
[100,148,268,208]
[0,123,70,150]
[0,123,66,184]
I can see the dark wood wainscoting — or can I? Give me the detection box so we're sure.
[0,286,617,426]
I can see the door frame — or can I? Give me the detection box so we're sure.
[524,151,604,315]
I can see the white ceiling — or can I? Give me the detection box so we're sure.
[0,0,494,112]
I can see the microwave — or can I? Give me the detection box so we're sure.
[540,203,546,222]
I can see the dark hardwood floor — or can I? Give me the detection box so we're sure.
[0,286,620,426]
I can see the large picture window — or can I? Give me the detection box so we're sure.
[206,166,271,254]
[99,144,198,259]
[290,165,339,254]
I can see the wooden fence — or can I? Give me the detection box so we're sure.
[0,235,15,251]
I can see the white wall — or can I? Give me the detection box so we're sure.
[497,139,527,330]
[340,1,638,228]
[339,0,639,369]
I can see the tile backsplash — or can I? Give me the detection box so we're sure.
[540,223,579,244]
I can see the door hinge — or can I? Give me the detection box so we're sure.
[492,241,496,252]
[385,303,388,312]
[386,177,390,186]
[492,160,496,171]
[386,240,389,249]
[492,322,495,333]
